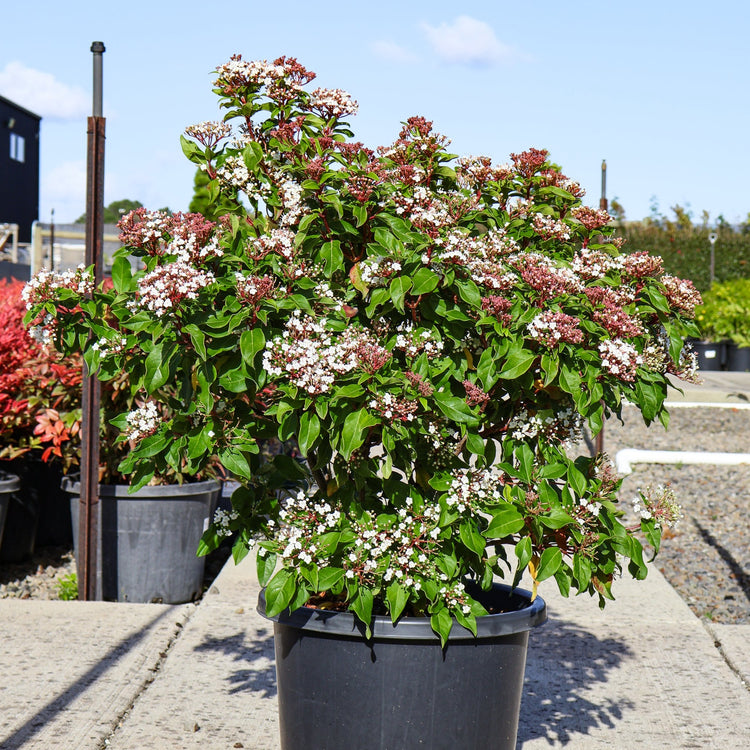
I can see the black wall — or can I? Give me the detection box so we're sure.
[0,96,41,243]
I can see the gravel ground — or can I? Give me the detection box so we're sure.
[585,404,750,625]
[2,407,748,624]
[0,543,231,601]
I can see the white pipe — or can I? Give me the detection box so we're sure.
[615,448,750,475]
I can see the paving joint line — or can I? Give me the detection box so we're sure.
[98,603,197,749]
[702,621,750,696]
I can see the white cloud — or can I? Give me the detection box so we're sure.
[0,62,88,120]
[41,160,86,222]
[421,16,512,66]
[371,40,420,64]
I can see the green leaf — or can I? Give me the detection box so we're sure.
[219,446,254,481]
[539,507,575,530]
[240,328,266,366]
[350,588,374,636]
[144,342,176,392]
[386,582,409,622]
[317,240,344,275]
[485,507,525,538]
[498,346,536,379]
[430,607,453,647]
[536,547,562,582]
[264,569,297,617]
[317,567,344,591]
[434,394,477,424]
[111,256,133,294]
[298,411,321,457]
[352,204,368,228]
[459,521,486,556]
[515,537,533,570]
[339,408,379,459]
[566,464,587,498]
[410,267,440,295]
[257,551,278,586]
[389,276,412,312]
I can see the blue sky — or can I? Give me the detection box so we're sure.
[2,1,749,225]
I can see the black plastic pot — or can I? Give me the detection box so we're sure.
[5,455,72,548]
[259,582,546,750]
[725,343,750,372]
[0,472,20,552]
[690,340,725,371]
[63,477,220,603]
[0,488,39,562]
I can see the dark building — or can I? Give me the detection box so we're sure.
[0,95,41,243]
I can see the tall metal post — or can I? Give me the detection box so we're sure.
[594,159,607,456]
[79,41,106,601]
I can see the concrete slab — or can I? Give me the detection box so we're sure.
[0,600,193,749]
[105,555,279,750]
[705,622,750,689]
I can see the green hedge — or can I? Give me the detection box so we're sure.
[616,222,750,292]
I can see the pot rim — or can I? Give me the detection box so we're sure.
[61,475,221,498]
[258,581,546,641]
[0,472,21,493]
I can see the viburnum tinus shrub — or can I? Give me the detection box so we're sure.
[24,55,702,643]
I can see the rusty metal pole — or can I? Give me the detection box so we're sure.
[594,159,607,456]
[79,41,106,601]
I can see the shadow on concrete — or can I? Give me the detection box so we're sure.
[694,519,750,606]
[194,627,277,697]
[517,619,635,747]
[0,607,175,750]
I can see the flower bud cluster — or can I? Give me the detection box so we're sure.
[22,264,94,306]
[597,338,642,381]
[532,212,571,241]
[527,311,584,348]
[368,392,418,422]
[570,247,623,280]
[661,275,702,316]
[184,121,232,149]
[309,87,359,119]
[445,467,505,513]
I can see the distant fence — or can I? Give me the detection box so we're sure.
[29,222,122,276]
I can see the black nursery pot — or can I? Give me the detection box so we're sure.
[690,340,725,371]
[258,582,546,750]
[724,343,750,372]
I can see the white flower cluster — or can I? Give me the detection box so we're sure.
[598,338,643,381]
[277,491,341,563]
[136,262,216,316]
[90,335,127,359]
[216,155,252,192]
[213,508,240,538]
[532,212,571,240]
[125,402,162,442]
[248,228,296,261]
[434,228,519,289]
[577,495,601,519]
[439,580,472,615]
[184,120,232,147]
[169,234,223,264]
[22,264,94,306]
[359,257,401,287]
[570,247,623,280]
[309,87,359,119]
[394,322,443,359]
[214,57,287,90]
[277,178,306,227]
[508,405,582,444]
[445,468,505,513]
[263,312,362,395]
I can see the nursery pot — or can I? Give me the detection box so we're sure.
[258,582,546,750]
[0,484,39,562]
[63,477,220,603]
[690,340,725,371]
[724,343,750,372]
[0,472,20,552]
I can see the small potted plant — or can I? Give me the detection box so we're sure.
[21,270,221,603]
[695,277,750,371]
[24,54,701,749]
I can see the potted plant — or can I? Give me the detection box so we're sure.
[695,277,750,371]
[24,54,701,748]
[20,270,221,603]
